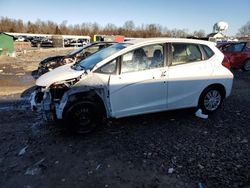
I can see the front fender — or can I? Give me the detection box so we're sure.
[55,86,111,119]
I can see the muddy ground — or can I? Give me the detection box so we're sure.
[0,49,249,188]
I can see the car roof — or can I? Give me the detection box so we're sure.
[124,37,216,46]
[93,41,117,44]
[92,37,220,71]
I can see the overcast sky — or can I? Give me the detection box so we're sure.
[0,0,249,36]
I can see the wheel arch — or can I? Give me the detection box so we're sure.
[243,58,250,71]
[62,90,108,119]
[198,83,226,105]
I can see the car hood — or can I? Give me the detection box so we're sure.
[36,63,84,87]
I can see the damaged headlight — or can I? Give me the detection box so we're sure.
[49,76,82,101]
[50,76,81,89]
[30,86,47,110]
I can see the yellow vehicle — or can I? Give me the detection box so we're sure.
[93,35,124,42]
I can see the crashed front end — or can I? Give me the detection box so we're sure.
[30,77,80,121]
[38,56,65,75]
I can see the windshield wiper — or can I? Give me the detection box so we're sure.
[79,64,86,70]
[71,63,85,71]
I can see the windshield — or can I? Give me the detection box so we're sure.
[67,45,90,56]
[74,43,130,71]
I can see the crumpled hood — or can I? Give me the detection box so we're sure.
[36,63,84,87]
[40,55,64,65]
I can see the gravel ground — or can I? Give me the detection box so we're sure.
[0,50,249,188]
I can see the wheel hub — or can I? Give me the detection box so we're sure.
[204,90,221,111]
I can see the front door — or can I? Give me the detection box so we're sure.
[109,44,168,118]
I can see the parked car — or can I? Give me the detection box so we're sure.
[217,41,250,71]
[31,38,234,133]
[15,36,28,42]
[37,42,116,75]
[64,39,88,47]
[31,37,53,48]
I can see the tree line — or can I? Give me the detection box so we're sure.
[237,20,250,37]
[1,17,249,38]
[0,17,206,38]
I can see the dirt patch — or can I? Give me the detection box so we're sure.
[0,48,72,99]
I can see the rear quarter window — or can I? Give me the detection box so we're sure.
[202,45,215,59]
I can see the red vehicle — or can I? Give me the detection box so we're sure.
[218,42,250,71]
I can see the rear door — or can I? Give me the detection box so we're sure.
[167,43,213,109]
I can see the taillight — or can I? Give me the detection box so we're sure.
[222,56,231,69]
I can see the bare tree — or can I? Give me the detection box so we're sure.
[91,22,101,35]
[60,20,69,35]
[27,21,36,33]
[193,30,206,38]
[170,29,188,38]
[123,20,135,31]
[161,27,172,37]
[0,17,200,39]
[103,23,117,35]
[237,20,250,37]
[17,19,25,33]
[55,26,62,34]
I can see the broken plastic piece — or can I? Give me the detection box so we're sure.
[30,91,37,111]
[168,167,174,174]
[18,146,28,156]
[195,109,208,119]
[96,164,101,170]
[198,182,204,188]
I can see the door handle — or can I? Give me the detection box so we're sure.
[161,70,167,77]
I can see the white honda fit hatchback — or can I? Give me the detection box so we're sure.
[31,38,233,133]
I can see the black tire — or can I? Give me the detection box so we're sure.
[64,101,102,134]
[243,59,250,71]
[199,86,224,114]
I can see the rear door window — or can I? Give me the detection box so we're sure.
[223,43,245,52]
[171,43,202,65]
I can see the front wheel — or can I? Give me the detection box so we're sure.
[199,87,224,114]
[243,59,250,71]
[64,101,102,134]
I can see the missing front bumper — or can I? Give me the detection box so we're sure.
[30,90,55,121]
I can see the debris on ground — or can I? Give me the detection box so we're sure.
[168,167,174,174]
[195,109,208,119]
[18,146,28,156]
[25,158,46,176]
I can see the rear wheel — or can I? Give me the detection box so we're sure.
[64,101,102,134]
[243,59,250,71]
[199,86,224,114]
